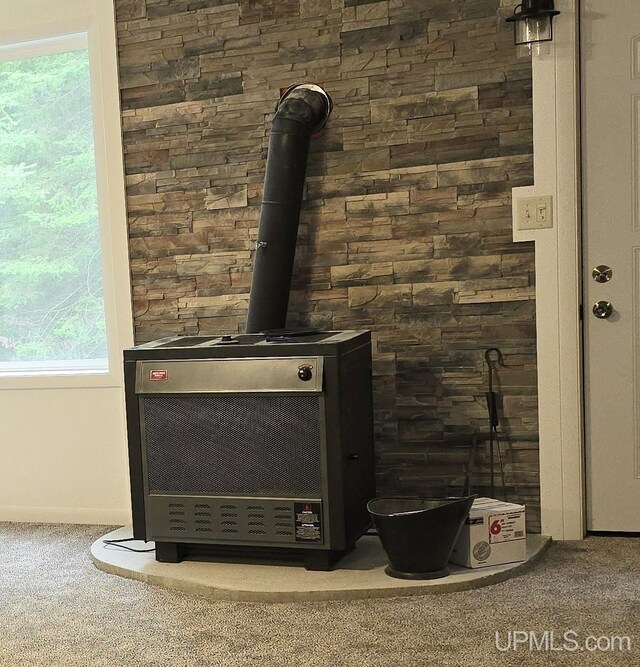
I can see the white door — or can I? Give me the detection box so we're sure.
[583,0,640,531]
[0,0,133,523]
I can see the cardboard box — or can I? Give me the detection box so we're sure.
[449,497,526,568]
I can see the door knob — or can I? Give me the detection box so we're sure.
[592,265,612,283]
[592,301,613,319]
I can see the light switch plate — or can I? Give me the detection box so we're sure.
[516,195,553,230]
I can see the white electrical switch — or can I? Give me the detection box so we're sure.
[536,203,547,222]
[516,195,553,230]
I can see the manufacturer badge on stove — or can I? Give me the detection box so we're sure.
[149,369,168,381]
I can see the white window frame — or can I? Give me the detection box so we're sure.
[0,0,133,390]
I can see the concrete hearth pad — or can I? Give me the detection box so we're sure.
[91,527,550,602]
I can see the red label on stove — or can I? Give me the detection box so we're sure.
[149,370,168,381]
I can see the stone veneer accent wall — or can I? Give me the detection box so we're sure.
[115,0,540,530]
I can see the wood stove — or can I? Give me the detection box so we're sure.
[123,85,374,569]
[124,330,374,570]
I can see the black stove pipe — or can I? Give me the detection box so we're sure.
[246,84,332,334]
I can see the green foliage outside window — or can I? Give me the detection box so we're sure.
[0,48,107,364]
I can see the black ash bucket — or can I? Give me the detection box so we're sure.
[368,496,475,580]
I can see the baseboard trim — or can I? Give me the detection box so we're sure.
[0,505,130,525]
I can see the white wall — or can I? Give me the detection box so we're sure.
[0,0,133,525]
[0,388,130,524]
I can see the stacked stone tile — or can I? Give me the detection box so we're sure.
[115,0,540,530]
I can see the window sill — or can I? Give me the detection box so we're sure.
[0,371,123,391]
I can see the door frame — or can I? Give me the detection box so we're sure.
[511,0,584,540]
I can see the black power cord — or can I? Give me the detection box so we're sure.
[103,537,155,553]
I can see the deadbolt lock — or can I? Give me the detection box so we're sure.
[592,301,613,319]
[592,265,612,283]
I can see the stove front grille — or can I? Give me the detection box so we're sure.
[142,393,323,497]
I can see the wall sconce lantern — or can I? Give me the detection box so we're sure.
[506,0,560,55]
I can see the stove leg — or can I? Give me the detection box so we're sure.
[304,549,346,571]
[155,541,185,563]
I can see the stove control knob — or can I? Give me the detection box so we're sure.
[297,365,313,381]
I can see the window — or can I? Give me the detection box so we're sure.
[0,35,108,375]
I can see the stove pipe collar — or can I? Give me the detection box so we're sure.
[276,83,332,134]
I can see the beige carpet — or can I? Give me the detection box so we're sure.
[0,522,638,666]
